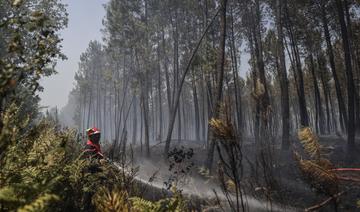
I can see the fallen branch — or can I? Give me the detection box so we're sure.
[331,168,360,172]
[305,190,346,212]
[337,176,360,182]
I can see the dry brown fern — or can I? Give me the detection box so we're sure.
[298,160,337,185]
[253,78,265,99]
[209,118,236,141]
[297,127,322,160]
[295,127,339,197]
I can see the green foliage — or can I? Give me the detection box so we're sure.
[0,103,188,211]
[130,189,187,212]
[0,109,79,211]
[92,187,130,212]
[0,0,67,98]
[17,193,60,212]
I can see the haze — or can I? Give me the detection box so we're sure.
[39,0,109,109]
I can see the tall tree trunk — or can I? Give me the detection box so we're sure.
[87,91,92,128]
[192,69,201,141]
[318,56,332,134]
[344,0,360,135]
[163,8,221,156]
[141,91,150,157]
[309,53,325,134]
[140,102,143,153]
[205,0,227,170]
[276,0,290,150]
[103,85,107,140]
[254,0,270,137]
[335,0,356,150]
[285,3,309,127]
[132,97,137,146]
[229,3,243,135]
[320,1,348,132]
[157,53,163,142]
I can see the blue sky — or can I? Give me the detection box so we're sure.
[39,0,109,109]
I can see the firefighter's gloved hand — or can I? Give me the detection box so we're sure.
[99,159,107,165]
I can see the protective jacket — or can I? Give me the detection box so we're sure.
[83,140,104,159]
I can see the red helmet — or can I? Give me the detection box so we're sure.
[86,127,101,136]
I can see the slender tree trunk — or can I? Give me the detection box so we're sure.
[140,102,143,153]
[109,91,113,139]
[192,69,201,141]
[344,0,360,135]
[276,0,290,150]
[320,1,348,132]
[254,0,270,137]
[318,56,331,134]
[157,56,163,142]
[309,54,325,134]
[335,0,356,150]
[103,85,107,140]
[141,91,150,157]
[132,97,137,146]
[229,4,243,135]
[205,0,227,170]
[163,8,221,156]
[87,91,92,128]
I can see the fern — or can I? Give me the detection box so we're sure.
[298,160,337,185]
[209,118,236,141]
[130,190,187,212]
[0,105,188,211]
[296,127,339,196]
[131,197,158,211]
[93,187,130,212]
[297,127,322,160]
[0,186,21,205]
[253,78,265,99]
[17,193,59,212]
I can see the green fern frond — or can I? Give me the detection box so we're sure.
[92,187,130,212]
[130,197,158,211]
[17,193,59,212]
[0,186,20,204]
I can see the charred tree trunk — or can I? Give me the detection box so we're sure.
[335,0,356,150]
[229,3,243,135]
[318,55,332,134]
[309,53,325,134]
[285,3,309,127]
[205,0,227,170]
[141,90,150,157]
[320,1,348,132]
[276,0,290,150]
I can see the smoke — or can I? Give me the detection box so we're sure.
[117,158,295,212]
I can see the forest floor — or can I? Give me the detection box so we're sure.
[126,135,360,211]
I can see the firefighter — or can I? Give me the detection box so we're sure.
[83,127,104,159]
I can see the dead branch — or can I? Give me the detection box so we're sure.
[305,190,346,212]
[337,176,360,182]
[332,168,360,172]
